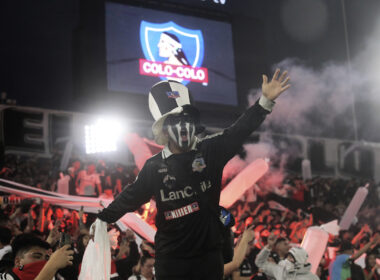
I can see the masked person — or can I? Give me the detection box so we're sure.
[97,69,291,280]
[0,234,73,280]
[255,233,319,280]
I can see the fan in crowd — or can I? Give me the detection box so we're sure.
[0,172,379,279]
[0,79,379,279]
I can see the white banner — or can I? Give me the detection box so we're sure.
[0,179,156,242]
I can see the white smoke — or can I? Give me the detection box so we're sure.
[248,59,365,136]
[354,17,380,103]
[224,16,380,185]
[222,141,277,186]
[248,17,380,139]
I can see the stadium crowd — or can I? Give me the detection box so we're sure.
[0,153,379,279]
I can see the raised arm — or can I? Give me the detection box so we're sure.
[255,233,285,279]
[224,225,255,276]
[351,224,370,246]
[203,69,291,164]
[35,245,74,280]
[351,233,379,261]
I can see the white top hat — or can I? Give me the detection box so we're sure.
[148,80,201,145]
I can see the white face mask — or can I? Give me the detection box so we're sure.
[279,259,295,271]
[166,114,196,150]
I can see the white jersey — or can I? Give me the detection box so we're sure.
[57,175,70,195]
[77,170,100,195]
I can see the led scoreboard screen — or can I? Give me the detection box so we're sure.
[106,2,238,106]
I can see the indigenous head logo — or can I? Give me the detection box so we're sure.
[163,174,176,189]
[139,21,208,85]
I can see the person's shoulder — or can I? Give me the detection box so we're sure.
[0,272,16,280]
[198,132,224,142]
[193,133,224,150]
[334,254,349,264]
[150,152,162,160]
[127,275,138,280]
[145,153,163,167]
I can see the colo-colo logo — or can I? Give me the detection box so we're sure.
[139,21,208,85]
[139,59,207,83]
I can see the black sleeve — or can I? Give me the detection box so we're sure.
[97,163,153,223]
[202,100,270,165]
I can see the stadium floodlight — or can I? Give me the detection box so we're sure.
[84,117,124,154]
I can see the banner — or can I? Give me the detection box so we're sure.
[0,179,156,243]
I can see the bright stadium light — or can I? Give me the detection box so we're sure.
[84,117,125,154]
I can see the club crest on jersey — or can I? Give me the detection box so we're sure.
[192,156,206,172]
[139,21,208,85]
[163,174,176,189]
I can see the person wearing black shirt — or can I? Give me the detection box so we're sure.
[97,69,291,280]
[67,167,77,196]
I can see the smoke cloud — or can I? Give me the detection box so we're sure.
[223,16,380,185]
[248,17,380,141]
[222,140,278,186]
[248,59,364,139]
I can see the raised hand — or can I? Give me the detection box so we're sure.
[267,232,278,250]
[48,245,74,269]
[46,219,61,245]
[78,206,84,220]
[262,68,291,101]
[241,225,255,244]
